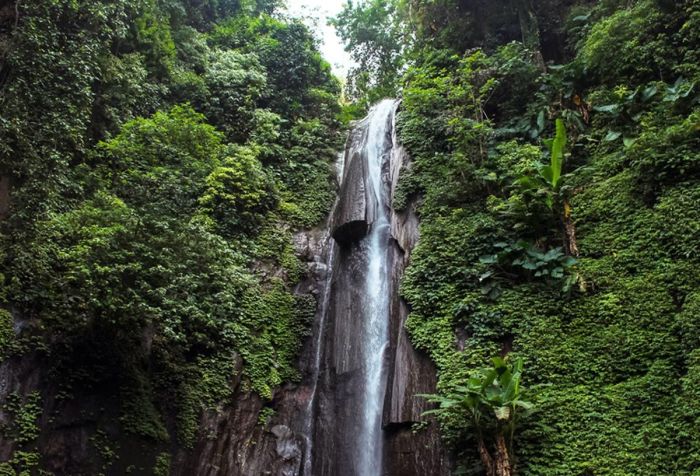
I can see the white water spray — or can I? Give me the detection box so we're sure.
[356,99,396,475]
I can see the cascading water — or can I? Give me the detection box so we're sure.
[356,99,394,475]
[166,99,445,476]
[307,99,397,476]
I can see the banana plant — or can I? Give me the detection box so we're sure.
[483,356,533,421]
[509,118,567,212]
[539,117,567,191]
[420,357,532,476]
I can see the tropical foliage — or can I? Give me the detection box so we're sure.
[337,0,700,474]
[0,0,341,472]
[421,357,532,476]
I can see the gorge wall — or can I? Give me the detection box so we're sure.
[171,100,449,476]
[311,99,448,476]
[0,101,448,476]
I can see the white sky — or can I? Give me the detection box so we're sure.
[283,0,352,78]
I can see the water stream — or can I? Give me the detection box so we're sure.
[305,99,397,476]
[356,100,395,475]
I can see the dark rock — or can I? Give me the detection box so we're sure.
[311,100,451,476]
[331,150,372,246]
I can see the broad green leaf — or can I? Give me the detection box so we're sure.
[512,358,523,373]
[594,104,620,113]
[544,248,564,260]
[642,85,658,101]
[562,256,578,267]
[539,165,554,184]
[491,356,506,369]
[549,118,567,189]
[603,130,622,142]
[479,254,497,264]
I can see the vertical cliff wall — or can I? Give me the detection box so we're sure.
[311,100,449,476]
[172,100,451,476]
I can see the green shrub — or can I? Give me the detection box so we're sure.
[0,310,15,361]
[198,146,279,236]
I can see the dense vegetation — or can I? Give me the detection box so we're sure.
[336,0,700,474]
[1,0,699,474]
[0,0,341,473]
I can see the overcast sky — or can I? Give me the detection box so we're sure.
[284,0,352,78]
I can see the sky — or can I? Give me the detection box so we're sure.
[284,0,353,78]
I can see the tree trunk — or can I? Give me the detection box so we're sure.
[494,433,513,476]
[512,0,545,71]
[477,437,496,476]
[562,199,579,257]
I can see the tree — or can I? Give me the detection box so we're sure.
[331,0,404,105]
[511,0,545,70]
[421,357,532,476]
[202,49,267,142]
[209,15,340,122]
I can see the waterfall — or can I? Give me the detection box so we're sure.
[158,98,444,476]
[357,99,394,475]
[306,99,398,476]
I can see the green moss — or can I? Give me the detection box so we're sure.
[169,351,238,447]
[392,165,420,212]
[0,309,15,361]
[253,220,305,282]
[153,452,171,476]
[119,374,169,442]
[90,430,119,472]
[1,392,42,445]
[237,280,311,398]
[397,4,700,472]
[0,451,41,476]
[257,407,276,426]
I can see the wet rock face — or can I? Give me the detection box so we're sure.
[171,225,336,476]
[172,371,306,476]
[0,228,334,476]
[382,106,450,476]
[331,150,370,246]
[312,100,450,476]
[331,115,381,247]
